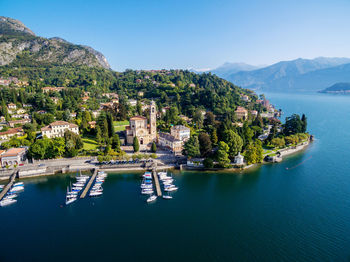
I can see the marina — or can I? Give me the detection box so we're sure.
[80,168,98,199]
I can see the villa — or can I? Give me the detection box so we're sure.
[0,128,24,140]
[41,121,79,138]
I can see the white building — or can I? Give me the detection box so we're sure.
[234,152,244,165]
[170,125,191,142]
[128,99,137,107]
[41,121,79,138]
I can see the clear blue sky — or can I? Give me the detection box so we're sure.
[1,0,350,71]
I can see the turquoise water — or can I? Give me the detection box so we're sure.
[1,93,350,261]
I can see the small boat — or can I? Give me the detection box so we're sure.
[89,191,103,197]
[141,184,153,189]
[147,195,157,203]
[141,189,154,195]
[164,184,175,188]
[73,183,85,187]
[164,187,178,192]
[143,172,152,179]
[65,196,77,205]
[162,195,173,200]
[13,182,24,187]
[10,186,24,192]
[0,198,17,206]
[5,193,17,199]
[0,185,4,189]
[76,179,88,183]
[72,187,83,191]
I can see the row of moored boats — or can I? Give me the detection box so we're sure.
[65,171,107,205]
[158,172,178,199]
[0,182,24,207]
[65,174,89,205]
[89,171,107,197]
[140,171,178,203]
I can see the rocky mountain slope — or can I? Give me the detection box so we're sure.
[0,16,110,69]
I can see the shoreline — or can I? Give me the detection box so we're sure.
[0,140,312,182]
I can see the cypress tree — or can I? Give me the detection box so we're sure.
[133,136,140,152]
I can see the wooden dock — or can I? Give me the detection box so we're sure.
[0,170,17,201]
[152,168,162,197]
[80,168,98,199]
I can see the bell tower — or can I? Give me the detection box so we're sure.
[149,100,157,139]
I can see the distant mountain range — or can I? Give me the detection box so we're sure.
[0,16,110,69]
[319,82,350,94]
[207,57,350,92]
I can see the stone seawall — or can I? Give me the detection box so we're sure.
[278,141,309,158]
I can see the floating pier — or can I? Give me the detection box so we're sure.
[80,168,98,199]
[152,168,162,197]
[0,170,17,201]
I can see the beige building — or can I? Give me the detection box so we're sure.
[158,132,183,153]
[0,128,24,140]
[1,147,27,167]
[41,121,79,138]
[235,106,248,120]
[126,101,157,145]
[170,125,191,142]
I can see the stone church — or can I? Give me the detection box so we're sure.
[126,101,157,145]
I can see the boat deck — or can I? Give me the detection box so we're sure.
[80,169,98,199]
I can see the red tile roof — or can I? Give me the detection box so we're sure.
[2,147,26,157]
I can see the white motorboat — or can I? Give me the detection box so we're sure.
[5,194,17,199]
[73,182,85,187]
[10,186,24,192]
[72,187,83,191]
[164,184,176,188]
[141,184,153,189]
[0,185,4,189]
[0,198,17,206]
[147,195,157,203]
[76,178,88,182]
[164,187,178,192]
[13,182,24,187]
[162,195,173,200]
[89,191,103,197]
[141,189,154,195]
[67,190,78,195]
[161,177,173,182]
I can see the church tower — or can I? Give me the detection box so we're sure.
[149,100,157,139]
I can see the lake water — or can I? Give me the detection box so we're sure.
[1,92,350,262]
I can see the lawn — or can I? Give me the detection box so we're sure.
[113,120,129,126]
[113,120,129,132]
[82,137,99,150]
